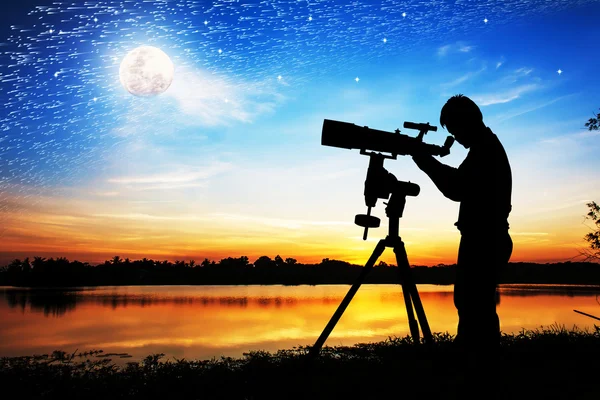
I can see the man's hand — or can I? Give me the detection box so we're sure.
[411,142,434,171]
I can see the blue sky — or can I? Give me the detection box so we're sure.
[0,0,599,265]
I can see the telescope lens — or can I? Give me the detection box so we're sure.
[321,119,357,149]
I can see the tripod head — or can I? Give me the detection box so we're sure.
[355,151,420,240]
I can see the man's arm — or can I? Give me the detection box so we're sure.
[412,153,463,202]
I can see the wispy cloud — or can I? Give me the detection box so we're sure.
[437,44,451,57]
[499,67,535,84]
[539,128,600,144]
[106,161,233,191]
[491,93,578,123]
[441,66,486,89]
[436,41,475,57]
[510,232,549,236]
[90,211,353,230]
[471,84,540,106]
[165,66,286,126]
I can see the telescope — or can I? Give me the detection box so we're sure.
[307,119,442,361]
[321,119,455,239]
[321,119,454,158]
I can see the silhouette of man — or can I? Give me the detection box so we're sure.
[411,94,513,353]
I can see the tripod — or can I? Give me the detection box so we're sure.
[307,155,432,360]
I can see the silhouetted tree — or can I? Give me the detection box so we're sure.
[582,201,600,261]
[254,256,275,268]
[585,107,599,131]
[582,111,599,261]
[274,255,284,267]
[218,256,249,268]
[201,258,211,268]
[285,257,297,265]
[32,256,46,270]
[111,256,123,265]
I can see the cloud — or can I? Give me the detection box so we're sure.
[106,160,233,191]
[500,67,535,84]
[436,41,475,57]
[164,66,287,126]
[491,93,578,123]
[510,232,549,236]
[90,211,353,230]
[539,128,600,144]
[471,84,540,106]
[441,66,486,89]
[437,44,451,57]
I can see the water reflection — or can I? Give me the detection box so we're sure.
[1,284,599,364]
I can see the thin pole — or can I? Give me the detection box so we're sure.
[574,309,600,321]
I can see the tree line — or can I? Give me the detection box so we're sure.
[0,255,599,287]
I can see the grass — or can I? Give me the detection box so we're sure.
[1,324,599,399]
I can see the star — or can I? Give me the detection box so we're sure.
[94,17,98,23]
[383,38,387,43]
[355,77,359,82]
[204,20,208,25]
[308,16,313,21]
[277,75,282,80]
[484,18,488,23]
[402,12,407,17]
[557,69,562,75]
[93,97,98,102]
[224,98,229,103]
[48,29,54,34]
[218,49,222,54]
[54,72,60,78]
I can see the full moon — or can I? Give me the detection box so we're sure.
[119,46,174,96]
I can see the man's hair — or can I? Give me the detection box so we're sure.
[439,94,483,129]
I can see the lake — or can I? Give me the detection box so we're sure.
[1,284,599,363]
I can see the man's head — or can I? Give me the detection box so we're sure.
[440,94,486,148]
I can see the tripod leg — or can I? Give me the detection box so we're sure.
[307,239,387,360]
[394,241,433,344]
[400,276,420,343]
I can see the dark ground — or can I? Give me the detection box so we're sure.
[1,325,599,399]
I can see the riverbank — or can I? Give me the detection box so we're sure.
[3,258,600,287]
[1,325,598,399]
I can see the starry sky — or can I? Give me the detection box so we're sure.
[1,0,599,266]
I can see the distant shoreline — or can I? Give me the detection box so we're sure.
[2,258,600,287]
[2,283,600,293]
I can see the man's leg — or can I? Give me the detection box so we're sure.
[454,232,512,348]
[453,232,513,398]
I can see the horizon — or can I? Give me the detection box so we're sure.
[1,0,600,267]
[1,252,599,268]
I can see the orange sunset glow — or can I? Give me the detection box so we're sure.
[0,183,594,267]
